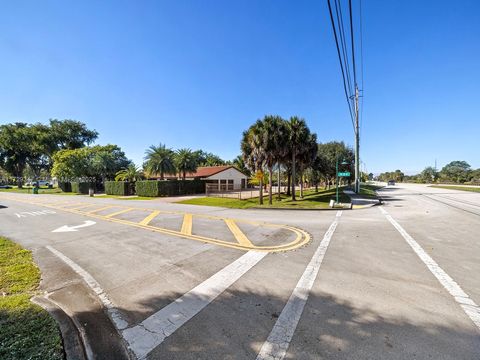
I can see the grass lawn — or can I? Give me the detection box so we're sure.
[0,186,66,195]
[0,237,64,360]
[94,195,154,200]
[429,185,480,193]
[177,187,351,209]
[358,184,383,198]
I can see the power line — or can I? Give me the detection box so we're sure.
[326,0,355,131]
[348,0,358,88]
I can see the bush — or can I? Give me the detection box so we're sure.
[105,181,133,196]
[71,182,90,194]
[58,181,72,193]
[136,180,206,197]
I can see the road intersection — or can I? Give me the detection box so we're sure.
[0,183,479,359]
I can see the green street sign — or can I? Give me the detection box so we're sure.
[338,172,351,177]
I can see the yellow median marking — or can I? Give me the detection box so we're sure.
[181,213,193,235]
[0,196,311,252]
[224,219,254,247]
[86,206,116,214]
[105,208,134,218]
[139,210,161,226]
[69,204,98,211]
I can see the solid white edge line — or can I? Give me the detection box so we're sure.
[122,250,267,359]
[379,207,480,330]
[255,210,343,360]
[46,245,129,330]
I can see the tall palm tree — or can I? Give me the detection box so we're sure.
[241,121,266,205]
[144,144,176,180]
[175,148,198,180]
[263,115,287,205]
[297,133,318,198]
[286,116,310,201]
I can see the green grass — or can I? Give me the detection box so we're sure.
[358,184,383,198]
[429,185,480,193]
[177,187,351,209]
[0,237,64,360]
[0,186,65,194]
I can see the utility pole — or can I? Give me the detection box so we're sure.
[354,85,360,193]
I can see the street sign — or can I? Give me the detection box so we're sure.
[338,172,351,177]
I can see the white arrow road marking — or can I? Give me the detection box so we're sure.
[52,220,96,233]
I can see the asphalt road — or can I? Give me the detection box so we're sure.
[0,183,479,359]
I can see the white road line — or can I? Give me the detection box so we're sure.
[46,246,129,330]
[122,250,267,359]
[379,206,480,330]
[256,211,343,360]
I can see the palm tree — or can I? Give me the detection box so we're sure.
[241,121,266,205]
[286,117,310,201]
[115,163,143,182]
[144,144,176,180]
[175,148,198,180]
[263,115,287,205]
[297,133,318,198]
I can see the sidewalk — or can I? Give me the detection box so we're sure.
[343,189,381,209]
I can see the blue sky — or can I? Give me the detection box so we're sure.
[1,0,479,174]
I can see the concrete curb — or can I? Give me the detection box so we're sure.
[32,295,88,360]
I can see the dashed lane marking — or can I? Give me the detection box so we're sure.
[256,211,342,360]
[379,206,480,331]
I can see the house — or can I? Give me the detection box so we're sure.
[184,166,248,191]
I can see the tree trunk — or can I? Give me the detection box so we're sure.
[268,167,273,205]
[160,171,164,181]
[287,172,291,196]
[300,172,304,198]
[259,177,263,205]
[183,169,186,181]
[291,152,296,201]
[277,164,281,201]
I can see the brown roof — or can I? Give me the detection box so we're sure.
[184,166,237,178]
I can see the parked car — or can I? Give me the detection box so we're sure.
[0,185,12,189]
[37,180,50,187]
[387,180,395,186]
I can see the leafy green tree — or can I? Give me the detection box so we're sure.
[47,119,98,152]
[440,161,471,183]
[194,151,226,166]
[241,121,267,205]
[420,166,438,183]
[175,148,198,180]
[232,155,250,177]
[144,144,176,180]
[316,141,354,189]
[297,132,318,198]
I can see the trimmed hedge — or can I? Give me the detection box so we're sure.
[71,182,90,194]
[105,181,132,196]
[58,181,72,193]
[136,180,206,197]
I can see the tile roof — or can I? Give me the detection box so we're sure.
[185,166,234,178]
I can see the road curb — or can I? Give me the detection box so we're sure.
[31,295,88,360]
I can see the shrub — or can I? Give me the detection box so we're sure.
[71,182,90,194]
[58,181,72,193]
[105,181,132,196]
[135,180,206,197]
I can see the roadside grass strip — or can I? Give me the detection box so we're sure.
[256,211,342,360]
[0,196,310,252]
[379,207,480,330]
[0,237,63,360]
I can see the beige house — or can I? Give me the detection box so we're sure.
[184,166,248,191]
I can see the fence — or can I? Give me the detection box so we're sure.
[205,184,285,200]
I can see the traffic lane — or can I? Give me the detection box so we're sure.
[146,214,338,360]
[287,207,480,360]
[378,188,480,314]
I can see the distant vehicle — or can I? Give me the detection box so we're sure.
[387,180,396,186]
[37,180,50,187]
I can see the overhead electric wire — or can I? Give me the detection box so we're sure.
[334,0,354,99]
[327,0,356,131]
[348,0,358,88]
[359,0,365,132]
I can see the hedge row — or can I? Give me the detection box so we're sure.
[104,181,133,196]
[71,182,90,194]
[58,181,72,193]
[136,180,206,197]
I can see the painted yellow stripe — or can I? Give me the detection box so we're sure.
[86,206,116,214]
[69,204,98,211]
[105,208,134,218]
[139,210,161,226]
[224,219,254,247]
[181,213,193,235]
